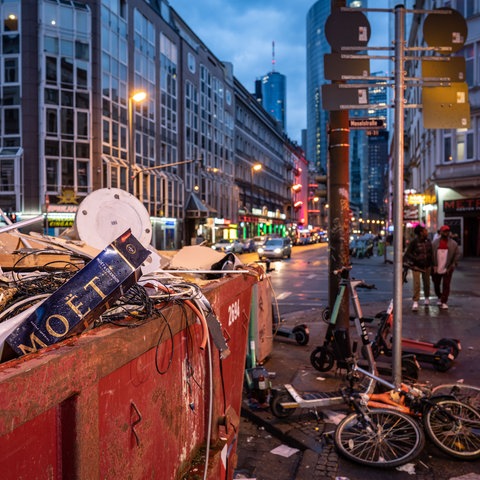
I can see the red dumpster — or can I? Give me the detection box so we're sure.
[0,272,257,480]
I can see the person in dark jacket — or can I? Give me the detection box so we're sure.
[404,225,433,311]
[432,225,460,310]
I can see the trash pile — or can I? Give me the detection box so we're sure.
[0,188,262,364]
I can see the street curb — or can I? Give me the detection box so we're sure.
[240,406,313,452]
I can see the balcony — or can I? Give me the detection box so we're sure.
[432,159,480,194]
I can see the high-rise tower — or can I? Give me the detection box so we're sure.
[255,42,287,130]
[305,1,331,174]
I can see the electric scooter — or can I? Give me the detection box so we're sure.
[272,305,309,346]
[368,300,461,372]
[310,277,420,381]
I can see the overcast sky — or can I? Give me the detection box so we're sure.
[171,0,394,144]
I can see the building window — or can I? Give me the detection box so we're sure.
[46,108,58,135]
[4,57,18,83]
[456,129,474,161]
[46,159,59,191]
[0,159,14,192]
[463,44,474,87]
[188,52,196,73]
[4,107,19,135]
[46,56,57,84]
[444,135,452,163]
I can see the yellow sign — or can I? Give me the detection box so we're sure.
[57,189,79,205]
[407,193,436,205]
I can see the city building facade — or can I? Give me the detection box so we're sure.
[0,0,299,249]
[403,0,480,257]
[235,78,294,240]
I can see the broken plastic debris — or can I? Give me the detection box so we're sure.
[270,444,299,458]
[396,463,416,475]
[322,410,346,425]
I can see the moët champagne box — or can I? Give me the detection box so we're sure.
[6,229,150,357]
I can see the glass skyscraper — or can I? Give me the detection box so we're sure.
[258,71,286,130]
[306,0,330,174]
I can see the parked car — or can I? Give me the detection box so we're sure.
[257,237,292,260]
[241,238,256,253]
[253,236,267,249]
[211,239,243,254]
[297,232,311,245]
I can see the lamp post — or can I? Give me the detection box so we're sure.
[128,90,147,194]
[250,163,262,237]
[250,163,262,209]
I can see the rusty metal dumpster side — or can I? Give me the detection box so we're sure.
[0,273,256,480]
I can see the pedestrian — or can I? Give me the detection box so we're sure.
[432,225,460,310]
[403,225,433,311]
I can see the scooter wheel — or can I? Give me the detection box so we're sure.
[435,338,460,359]
[321,307,330,323]
[270,390,296,418]
[402,357,420,381]
[310,346,335,372]
[433,353,453,372]
[293,326,309,346]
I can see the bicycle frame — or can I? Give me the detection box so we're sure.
[338,363,480,463]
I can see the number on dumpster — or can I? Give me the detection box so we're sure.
[228,300,240,327]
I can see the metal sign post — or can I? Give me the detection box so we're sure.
[392,4,406,387]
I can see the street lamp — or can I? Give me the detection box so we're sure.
[128,90,147,193]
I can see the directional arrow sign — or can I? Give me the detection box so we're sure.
[321,84,369,111]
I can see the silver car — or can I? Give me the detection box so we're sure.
[257,237,292,260]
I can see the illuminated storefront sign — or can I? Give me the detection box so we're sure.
[407,193,436,205]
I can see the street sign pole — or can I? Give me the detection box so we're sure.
[392,4,406,388]
[328,0,350,329]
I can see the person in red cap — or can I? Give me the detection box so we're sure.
[431,225,460,310]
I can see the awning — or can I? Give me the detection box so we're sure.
[185,192,209,218]
[0,147,23,159]
[102,155,128,168]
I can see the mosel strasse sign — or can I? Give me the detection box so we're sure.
[349,118,386,130]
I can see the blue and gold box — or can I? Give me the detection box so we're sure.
[6,229,150,357]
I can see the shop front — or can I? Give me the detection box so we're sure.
[443,197,480,257]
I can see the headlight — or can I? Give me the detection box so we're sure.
[257,247,264,254]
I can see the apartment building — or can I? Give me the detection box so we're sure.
[0,0,299,249]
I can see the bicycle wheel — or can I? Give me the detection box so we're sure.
[431,384,480,411]
[423,398,480,460]
[334,408,425,468]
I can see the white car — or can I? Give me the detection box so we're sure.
[211,239,243,254]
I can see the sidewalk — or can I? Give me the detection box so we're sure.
[235,252,480,480]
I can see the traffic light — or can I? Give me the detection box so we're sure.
[315,175,327,199]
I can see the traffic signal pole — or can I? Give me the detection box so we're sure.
[328,0,350,330]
